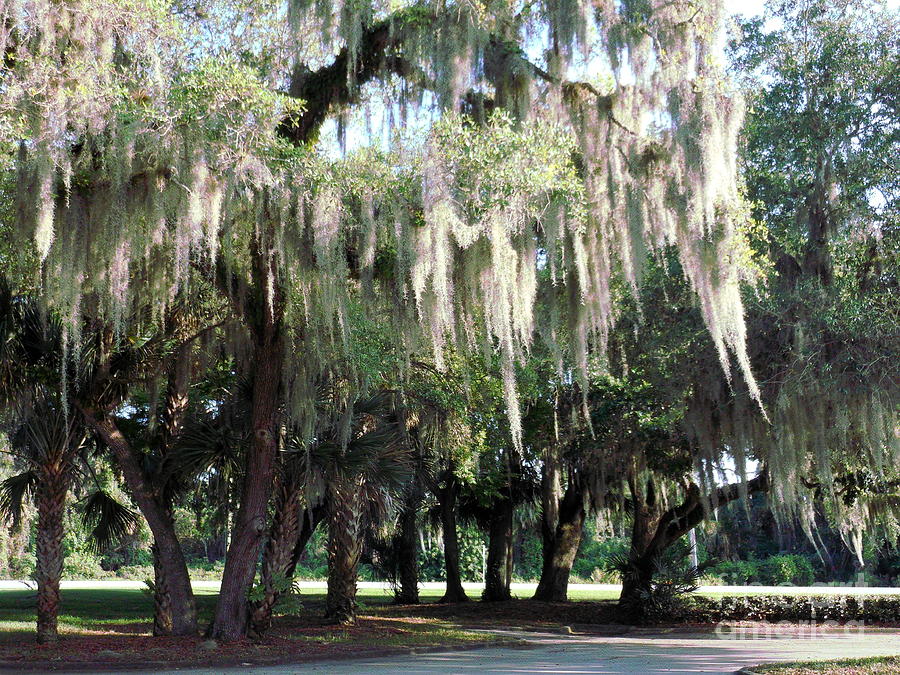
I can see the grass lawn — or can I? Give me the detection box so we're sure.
[752,656,900,674]
[0,586,508,670]
[3,584,899,670]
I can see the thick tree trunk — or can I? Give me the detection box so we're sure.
[617,488,661,620]
[83,413,197,636]
[482,498,513,602]
[436,469,468,603]
[393,489,421,604]
[35,465,67,644]
[210,331,283,640]
[617,472,770,617]
[325,479,362,625]
[533,478,586,602]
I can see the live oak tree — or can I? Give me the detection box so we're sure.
[3,0,771,639]
[707,0,900,532]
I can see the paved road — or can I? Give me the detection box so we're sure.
[115,629,900,675]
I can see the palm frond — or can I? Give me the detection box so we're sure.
[0,471,38,530]
[80,490,140,553]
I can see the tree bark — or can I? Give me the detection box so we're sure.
[325,478,362,625]
[152,342,192,636]
[482,497,513,602]
[436,467,468,603]
[617,472,770,615]
[209,330,283,640]
[250,491,325,635]
[209,191,286,641]
[151,543,174,636]
[82,412,198,636]
[533,477,586,602]
[393,488,421,604]
[35,464,67,644]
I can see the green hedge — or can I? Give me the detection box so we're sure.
[687,594,900,624]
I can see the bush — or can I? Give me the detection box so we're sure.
[572,535,629,581]
[513,533,543,582]
[63,550,110,579]
[758,554,816,586]
[713,559,760,585]
[8,552,35,579]
[687,594,900,624]
[711,555,816,586]
[115,564,154,580]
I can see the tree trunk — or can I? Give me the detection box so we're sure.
[617,487,661,619]
[35,464,67,644]
[209,329,283,640]
[436,469,468,603]
[533,478,585,602]
[482,497,513,602]
[617,472,770,617]
[153,343,192,636]
[151,543,174,636]
[250,492,325,635]
[82,412,197,636]
[393,489,421,605]
[325,479,362,625]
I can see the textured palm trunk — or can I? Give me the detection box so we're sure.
[35,464,67,644]
[251,489,325,635]
[533,478,585,602]
[482,498,513,602]
[325,479,362,625]
[393,489,421,604]
[436,469,468,603]
[84,413,197,636]
[151,543,175,635]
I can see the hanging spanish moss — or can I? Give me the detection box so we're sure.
[4,0,764,447]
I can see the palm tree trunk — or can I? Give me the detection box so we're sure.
[325,479,362,625]
[35,464,67,644]
[251,493,325,635]
[153,343,192,636]
[151,543,174,635]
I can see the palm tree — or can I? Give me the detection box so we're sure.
[312,392,412,625]
[0,405,82,643]
[0,401,140,643]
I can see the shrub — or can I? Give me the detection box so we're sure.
[572,536,629,581]
[686,594,900,624]
[712,559,759,585]
[8,552,35,579]
[63,550,109,579]
[758,554,815,586]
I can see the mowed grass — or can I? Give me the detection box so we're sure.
[0,584,614,637]
[1,584,898,638]
[0,586,219,639]
[753,655,900,674]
